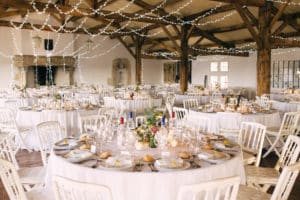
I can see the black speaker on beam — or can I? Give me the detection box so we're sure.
[44,39,53,51]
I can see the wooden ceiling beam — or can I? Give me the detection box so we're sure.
[270,0,291,29]
[3,1,177,25]
[234,3,261,47]
[272,21,288,35]
[191,36,205,47]
[0,10,25,18]
[211,0,266,7]
[243,6,258,26]
[160,25,181,51]
[183,4,235,21]
[117,36,135,57]
[271,7,300,32]
[271,38,300,48]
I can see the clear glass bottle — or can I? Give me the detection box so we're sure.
[127,111,135,130]
[117,117,126,148]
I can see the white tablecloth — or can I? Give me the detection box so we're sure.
[187,110,281,134]
[16,109,97,150]
[270,100,300,113]
[175,95,211,105]
[45,150,245,200]
[104,98,162,112]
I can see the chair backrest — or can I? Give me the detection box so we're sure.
[0,159,27,200]
[0,134,19,169]
[4,99,22,117]
[53,176,113,200]
[276,135,300,170]
[36,121,65,165]
[135,116,146,127]
[183,99,199,110]
[238,122,266,166]
[173,107,188,120]
[0,107,18,132]
[177,176,240,200]
[271,162,300,200]
[278,112,300,136]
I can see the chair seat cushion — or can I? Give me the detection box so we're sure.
[245,165,280,185]
[238,185,271,200]
[18,166,46,184]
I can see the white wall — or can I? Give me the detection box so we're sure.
[191,53,257,89]
[142,59,164,84]
[191,48,300,90]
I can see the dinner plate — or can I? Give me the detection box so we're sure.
[54,138,80,150]
[63,149,94,163]
[197,150,230,164]
[154,160,190,171]
[98,157,133,171]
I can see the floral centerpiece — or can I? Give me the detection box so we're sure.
[134,108,163,149]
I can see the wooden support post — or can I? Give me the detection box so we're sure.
[180,24,190,94]
[257,3,272,96]
[135,36,143,85]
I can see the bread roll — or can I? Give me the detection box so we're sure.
[179,151,191,159]
[143,155,154,162]
[99,151,111,159]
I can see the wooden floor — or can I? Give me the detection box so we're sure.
[0,150,299,200]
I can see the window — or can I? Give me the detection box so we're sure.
[210,62,218,72]
[220,61,228,72]
[220,75,228,89]
[209,61,229,89]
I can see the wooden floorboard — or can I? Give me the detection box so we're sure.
[0,150,299,200]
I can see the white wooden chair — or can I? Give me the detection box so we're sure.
[245,135,300,192]
[183,99,199,111]
[53,176,113,200]
[0,159,51,200]
[135,115,146,127]
[263,112,300,158]
[238,122,266,166]
[0,107,31,151]
[177,176,240,200]
[238,162,300,200]
[4,99,23,117]
[36,121,66,166]
[217,112,242,141]
[0,133,46,191]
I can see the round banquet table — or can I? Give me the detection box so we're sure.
[187,110,281,134]
[16,109,97,150]
[45,149,245,200]
[175,94,211,105]
[270,100,299,113]
[105,98,162,112]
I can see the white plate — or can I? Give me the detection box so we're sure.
[64,149,93,163]
[54,138,80,150]
[98,157,133,171]
[154,160,190,171]
[197,151,230,164]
